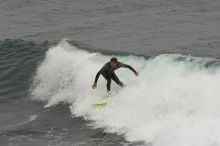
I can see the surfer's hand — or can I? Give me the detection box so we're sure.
[92,83,97,89]
[135,72,139,76]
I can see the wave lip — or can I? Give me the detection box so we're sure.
[31,40,220,146]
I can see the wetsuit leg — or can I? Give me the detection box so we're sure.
[102,73,111,91]
[110,72,124,87]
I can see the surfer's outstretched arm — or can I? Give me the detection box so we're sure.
[119,62,139,76]
[92,70,101,89]
[92,65,108,89]
[126,65,136,73]
[94,70,102,84]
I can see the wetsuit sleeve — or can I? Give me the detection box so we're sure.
[119,62,136,73]
[94,64,108,84]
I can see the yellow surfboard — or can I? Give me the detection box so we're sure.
[92,97,108,107]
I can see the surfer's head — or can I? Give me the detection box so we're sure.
[110,57,118,68]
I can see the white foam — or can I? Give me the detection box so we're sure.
[31,40,220,146]
[18,115,38,125]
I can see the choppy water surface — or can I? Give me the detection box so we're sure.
[1,0,220,146]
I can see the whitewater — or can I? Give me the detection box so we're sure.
[31,40,220,146]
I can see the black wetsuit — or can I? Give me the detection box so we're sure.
[94,62,136,91]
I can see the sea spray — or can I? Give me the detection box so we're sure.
[31,40,220,146]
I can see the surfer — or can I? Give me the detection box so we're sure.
[92,57,139,94]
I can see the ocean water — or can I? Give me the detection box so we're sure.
[1,0,220,146]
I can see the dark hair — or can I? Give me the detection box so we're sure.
[110,57,118,62]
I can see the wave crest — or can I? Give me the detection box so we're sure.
[31,40,220,146]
